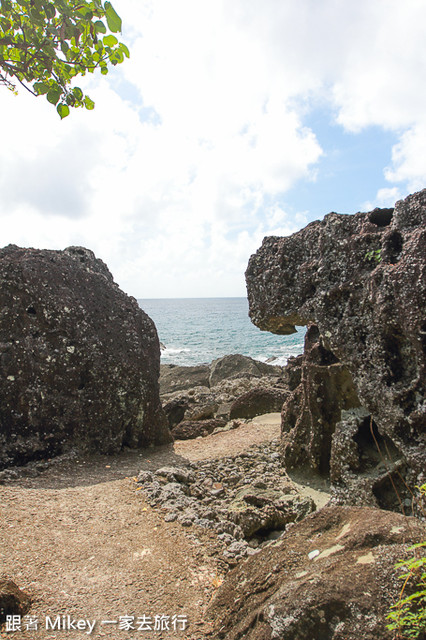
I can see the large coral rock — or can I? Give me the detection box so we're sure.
[171,417,226,440]
[246,190,426,501]
[0,245,171,469]
[230,387,290,420]
[208,505,425,640]
[209,354,282,387]
[159,364,210,395]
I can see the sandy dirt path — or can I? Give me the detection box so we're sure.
[0,416,284,640]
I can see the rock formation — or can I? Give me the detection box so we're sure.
[246,190,426,507]
[207,505,425,640]
[209,353,282,387]
[0,245,171,469]
[160,354,288,434]
[229,387,290,420]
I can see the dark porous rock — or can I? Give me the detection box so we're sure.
[162,387,218,428]
[209,354,283,387]
[163,396,190,428]
[285,354,303,391]
[184,399,219,421]
[0,579,31,622]
[246,190,426,506]
[207,505,425,640]
[230,387,290,420]
[171,418,226,440]
[159,364,210,395]
[281,324,361,478]
[0,245,171,469]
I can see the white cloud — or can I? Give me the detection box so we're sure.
[362,187,402,211]
[1,0,425,297]
[384,124,426,192]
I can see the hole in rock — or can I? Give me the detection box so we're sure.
[249,525,287,545]
[26,306,37,315]
[368,208,393,227]
[372,467,411,514]
[383,327,405,384]
[310,344,340,366]
[384,230,403,264]
[353,418,400,475]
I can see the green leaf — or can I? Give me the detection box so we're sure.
[44,3,56,19]
[72,86,83,100]
[46,85,61,104]
[103,34,118,46]
[33,81,49,95]
[94,19,106,33]
[84,94,94,110]
[104,1,122,32]
[57,102,70,119]
[120,43,130,58]
[100,65,108,75]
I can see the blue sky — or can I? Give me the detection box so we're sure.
[1,0,425,298]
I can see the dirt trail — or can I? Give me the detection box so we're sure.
[0,415,286,640]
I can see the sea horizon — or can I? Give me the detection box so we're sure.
[138,297,306,367]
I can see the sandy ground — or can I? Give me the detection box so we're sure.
[0,414,330,640]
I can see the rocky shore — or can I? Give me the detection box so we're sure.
[1,189,425,639]
[160,353,289,438]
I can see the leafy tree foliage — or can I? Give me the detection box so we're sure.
[0,0,129,118]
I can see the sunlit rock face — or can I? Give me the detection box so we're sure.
[246,190,426,508]
[0,245,171,469]
[208,505,425,640]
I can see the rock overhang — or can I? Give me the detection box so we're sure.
[245,189,426,506]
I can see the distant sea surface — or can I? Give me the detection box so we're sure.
[138,297,305,367]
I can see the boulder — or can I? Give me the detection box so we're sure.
[162,388,218,427]
[227,486,314,538]
[0,580,31,622]
[163,396,189,428]
[207,505,425,640]
[0,245,171,469]
[159,364,210,395]
[246,190,426,504]
[171,418,226,440]
[209,354,282,387]
[230,387,290,420]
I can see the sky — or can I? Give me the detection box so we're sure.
[1,0,426,298]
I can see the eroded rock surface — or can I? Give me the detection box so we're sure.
[0,245,171,469]
[207,505,425,640]
[246,190,426,504]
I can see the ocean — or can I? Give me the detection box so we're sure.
[138,297,306,367]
